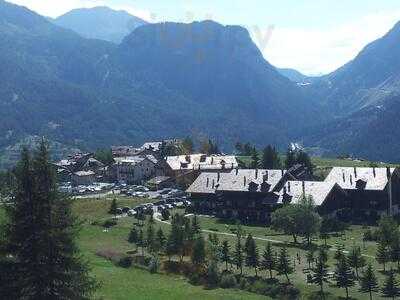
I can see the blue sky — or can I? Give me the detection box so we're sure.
[9,0,400,75]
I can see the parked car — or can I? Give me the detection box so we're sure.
[121,207,131,213]
[116,208,123,215]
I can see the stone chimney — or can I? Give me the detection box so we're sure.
[236,168,239,175]
[244,176,247,187]
[206,177,209,187]
[350,174,353,186]
[387,167,391,179]
[217,172,220,182]
[288,182,291,193]
[212,179,215,189]
[263,171,269,182]
[342,172,345,183]
[302,181,305,195]
[354,167,357,178]
[255,169,258,179]
[211,157,214,164]
[373,167,376,177]
[281,169,284,176]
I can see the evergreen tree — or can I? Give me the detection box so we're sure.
[221,240,231,271]
[377,242,390,271]
[261,242,276,279]
[245,234,259,276]
[191,214,201,236]
[250,148,260,169]
[319,246,329,264]
[390,236,400,271]
[109,198,118,216]
[306,248,315,269]
[311,251,330,295]
[182,137,194,154]
[138,228,145,256]
[128,226,139,250]
[156,227,166,252]
[5,142,97,299]
[191,236,206,267]
[335,256,355,299]
[296,151,313,174]
[334,244,346,261]
[348,246,366,279]
[382,270,400,300]
[360,264,379,300]
[233,228,244,275]
[261,145,281,169]
[285,149,296,169]
[146,222,156,253]
[276,247,294,284]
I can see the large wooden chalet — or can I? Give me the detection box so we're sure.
[187,166,400,224]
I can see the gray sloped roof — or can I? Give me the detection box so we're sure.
[186,169,286,194]
[166,154,238,171]
[325,167,396,190]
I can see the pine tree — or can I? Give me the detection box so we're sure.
[221,240,231,271]
[138,228,145,256]
[360,264,379,300]
[306,248,315,269]
[5,142,97,299]
[233,230,244,275]
[146,221,156,253]
[382,270,400,300]
[250,148,260,169]
[128,226,139,250]
[335,256,355,299]
[262,145,281,169]
[245,234,259,276]
[285,149,296,169]
[319,246,329,264]
[191,214,201,236]
[191,236,206,267]
[376,242,390,271]
[261,243,276,279]
[348,246,366,279]
[334,244,346,261]
[390,236,400,271]
[277,247,294,284]
[156,227,166,252]
[311,251,330,295]
[109,198,118,216]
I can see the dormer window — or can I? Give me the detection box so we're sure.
[248,181,259,192]
[356,179,367,190]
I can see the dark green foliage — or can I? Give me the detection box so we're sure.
[219,273,237,289]
[103,218,117,228]
[182,137,194,154]
[250,148,260,169]
[94,148,114,166]
[156,227,166,252]
[348,246,366,279]
[220,240,231,271]
[191,214,201,236]
[118,256,133,268]
[148,256,160,274]
[334,244,346,261]
[306,248,315,269]
[285,149,297,169]
[146,221,156,253]
[108,198,118,216]
[382,270,400,299]
[335,256,355,299]
[244,234,259,276]
[128,226,139,245]
[376,242,390,271]
[161,209,170,221]
[206,260,219,287]
[191,237,206,266]
[310,251,330,294]
[359,264,379,300]
[261,145,281,169]
[233,226,244,275]
[377,216,399,247]
[276,247,293,284]
[3,141,97,299]
[261,242,276,279]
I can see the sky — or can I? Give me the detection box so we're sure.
[8,0,400,75]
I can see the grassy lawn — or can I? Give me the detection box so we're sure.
[1,196,397,299]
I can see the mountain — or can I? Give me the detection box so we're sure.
[277,68,308,83]
[308,21,400,116]
[0,1,323,164]
[301,21,400,162]
[53,6,147,43]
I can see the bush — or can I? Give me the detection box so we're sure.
[219,273,237,289]
[188,272,202,286]
[161,209,170,221]
[238,277,249,290]
[279,284,300,299]
[118,256,132,268]
[148,256,160,274]
[103,218,117,228]
[249,280,268,294]
[363,228,378,241]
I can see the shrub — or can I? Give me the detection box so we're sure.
[238,277,249,290]
[219,273,237,289]
[208,228,219,232]
[188,272,202,286]
[279,284,300,299]
[148,256,160,274]
[96,249,123,264]
[118,256,132,268]
[249,280,268,294]
[161,209,170,221]
[103,218,117,228]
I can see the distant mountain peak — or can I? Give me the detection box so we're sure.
[53,6,147,43]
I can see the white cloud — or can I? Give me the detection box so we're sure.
[251,11,400,75]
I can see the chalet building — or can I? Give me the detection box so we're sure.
[112,139,182,158]
[187,169,291,223]
[187,166,400,224]
[72,170,95,186]
[146,176,175,191]
[323,167,400,220]
[112,156,158,184]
